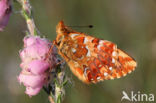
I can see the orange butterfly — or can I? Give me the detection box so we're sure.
[54,21,137,84]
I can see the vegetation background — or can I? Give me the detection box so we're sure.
[0,0,156,103]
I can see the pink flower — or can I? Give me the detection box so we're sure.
[0,0,11,31]
[20,36,50,61]
[18,35,57,97]
[25,86,42,97]
[28,60,50,74]
[18,73,46,88]
[23,36,49,47]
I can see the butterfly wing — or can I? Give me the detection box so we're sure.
[55,21,137,84]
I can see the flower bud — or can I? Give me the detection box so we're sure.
[0,0,11,31]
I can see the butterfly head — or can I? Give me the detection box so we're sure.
[55,21,72,46]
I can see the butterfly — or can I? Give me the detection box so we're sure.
[53,21,137,84]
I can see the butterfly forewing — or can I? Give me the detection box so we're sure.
[55,21,137,84]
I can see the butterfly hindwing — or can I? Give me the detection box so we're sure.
[55,21,137,84]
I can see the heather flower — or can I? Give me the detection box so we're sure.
[18,35,57,97]
[25,86,42,96]
[28,60,50,75]
[0,0,11,31]
[18,73,46,88]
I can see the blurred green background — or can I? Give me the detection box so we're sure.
[0,0,156,103]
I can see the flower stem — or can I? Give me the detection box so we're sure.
[17,0,38,36]
[49,61,67,103]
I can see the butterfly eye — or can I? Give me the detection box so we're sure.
[56,34,64,46]
[57,40,61,46]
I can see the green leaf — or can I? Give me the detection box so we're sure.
[57,94,61,103]
[62,79,68,87]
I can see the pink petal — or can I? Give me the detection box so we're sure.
[24,36,50,48]
[24,36,36,47]
[19,49,26,61]
[28,60,49,74]
[20,63,24,69]
[18,73,45,88]
[25,86,42,97]
[20,36,50,60]
[25,43,49,59]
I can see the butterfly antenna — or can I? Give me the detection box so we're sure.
[68,25,93,28]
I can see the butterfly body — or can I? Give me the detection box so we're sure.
[54,21,137,84]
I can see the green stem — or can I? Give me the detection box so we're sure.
[17,0,38,36]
